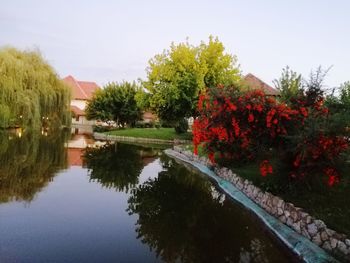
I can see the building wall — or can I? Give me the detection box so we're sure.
[71,116,95,126]
[71,99,87,110]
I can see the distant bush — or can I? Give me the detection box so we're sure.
[93,125,113,133]
[175,118,189,134]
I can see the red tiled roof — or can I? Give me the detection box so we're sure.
[63,75,100,100]
[71,105,85,116]
[243,73,279,96]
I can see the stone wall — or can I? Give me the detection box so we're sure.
[173,146,350,261]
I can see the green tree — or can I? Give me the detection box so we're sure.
[144,36,240,127]
[273,66,302,104]
[0,47,71,129]
[86,81,142,127]
[325,81,350,135]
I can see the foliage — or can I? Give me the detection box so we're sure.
[144,36,240,125]
[86,81,142,127]
[0,129,69,203]
[193,80,349,187]
[0,47,71,129]
[174,118,189,134]
[325,81,350,133]
[84,143,157,193]
[273,66,302,103]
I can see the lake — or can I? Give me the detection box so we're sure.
[0,130,293,262]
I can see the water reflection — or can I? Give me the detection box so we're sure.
[83,143,160,192]
[0,130,68,203]
[128,155,289,263]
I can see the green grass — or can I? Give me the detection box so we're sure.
[105,128,192,141]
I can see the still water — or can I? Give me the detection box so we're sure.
[0,131,292,262]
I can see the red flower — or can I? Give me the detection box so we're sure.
[299,107,308,117]
[208,152,215,164]
[248,113,254,123]
[259,160,273,177]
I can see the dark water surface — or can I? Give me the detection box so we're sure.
[0,131,292,262]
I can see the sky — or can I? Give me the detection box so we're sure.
[1,0,349,90]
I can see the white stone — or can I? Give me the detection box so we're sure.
[286,217,294,227]
[320,231,329,242]
[345,239,350,247]
[307,223,318,237]
[337,241,348,255]
[292,221,301,233]
[277,199,284,209]
[314,219,326,230]
[312,233,322,246]
[284,210,290,218]
[277,208,284,216]
[325,228,336,237]
[330,238,338,249]
[279,215,287,224]
[290,210,298,222]
[322,241,332,251]
[305,216,312,224]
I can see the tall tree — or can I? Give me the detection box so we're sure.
[0,47,71,129]
[86,81,142,127]
[144,36,240,126]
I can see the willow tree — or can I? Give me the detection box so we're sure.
[0,47,71,129]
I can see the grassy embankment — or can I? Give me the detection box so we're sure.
[105,128,192,141]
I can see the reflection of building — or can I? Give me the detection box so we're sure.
[243,73,279,96]
[66,134,101,167]
[62,75,100,125]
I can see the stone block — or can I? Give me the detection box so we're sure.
[330,238,338,249]
[286,217,294,227]
[337,241,348,255]
[312,233,322,246]
[322,241,332,251]
[345,239,350,246]
[292,221,301,233]
[307,223,318,237]
[320,231,329,242]
[314,219,326,231]
[279,215,287,224]
[277,208,284,216]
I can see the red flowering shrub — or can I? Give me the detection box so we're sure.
[193,85,349,186]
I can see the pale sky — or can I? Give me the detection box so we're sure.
[1,0,349,89]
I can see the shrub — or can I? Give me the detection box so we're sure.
[175,118,189,134]
[193,84,349,187]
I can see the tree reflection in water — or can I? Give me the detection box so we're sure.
[0,129,68,203]
[83,143,160,193]
[128,155,288,263]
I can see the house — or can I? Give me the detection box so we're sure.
[243,73,279,96]
[63,75,100,125]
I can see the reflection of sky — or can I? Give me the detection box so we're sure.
[1,0,350,89]
[0,166,162,262]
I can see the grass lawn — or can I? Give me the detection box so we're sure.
[184,144,350,237]
[106,128,192,141]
